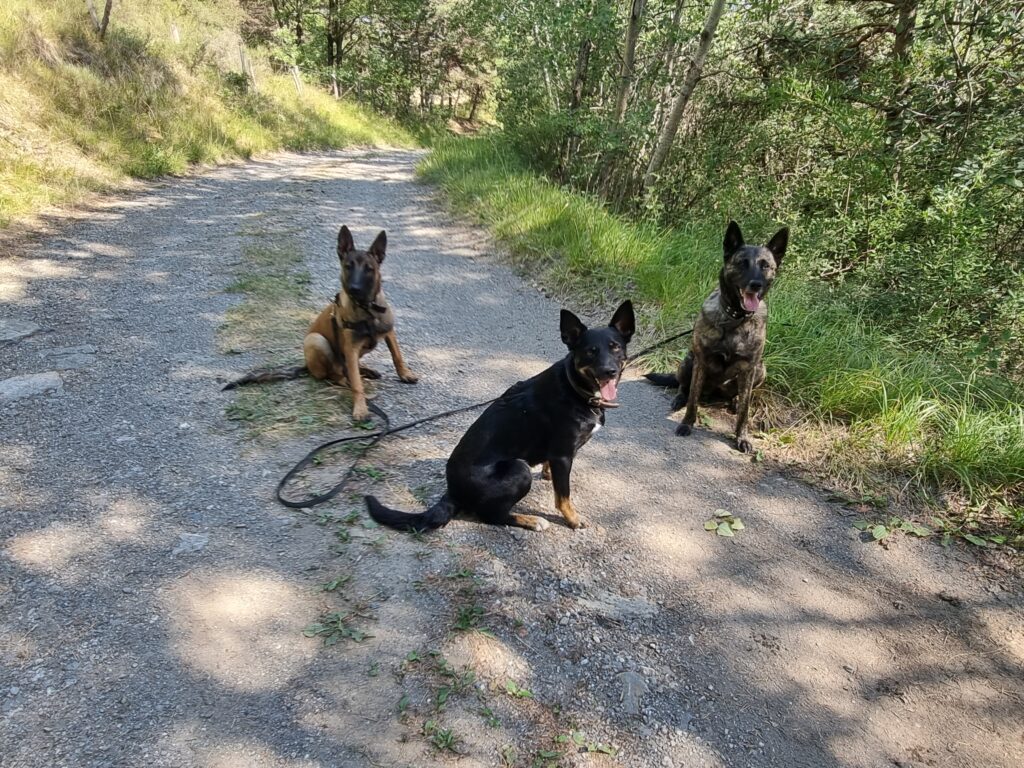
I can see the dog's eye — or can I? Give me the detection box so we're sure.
[609,342,620,352]
[588,347,598,356]
[759,260,769,270]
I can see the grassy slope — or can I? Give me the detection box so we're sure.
[0,0,415,227]
[419,136,1024,546]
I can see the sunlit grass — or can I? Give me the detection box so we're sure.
[0,0,416,227]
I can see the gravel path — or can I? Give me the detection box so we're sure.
[2,149,1022,768]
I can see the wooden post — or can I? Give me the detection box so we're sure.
[291,65,303,95]
[239,45,257,91]
[170,23,180,44]
[86,0,100,30]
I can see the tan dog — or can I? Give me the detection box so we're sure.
[303,225,418,419]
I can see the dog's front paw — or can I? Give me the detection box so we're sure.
[399,371,419,384]
[670,394,687,412]
[351,400,369,422]
[570,514,590,530]
[736,437,754,454]
[675,421,693,436]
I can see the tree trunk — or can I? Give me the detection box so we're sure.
[611,0,646,124]
[884,0,918,155]
[558,36,594,183]
[98,0,113,40]
[468,85,482,122]
[641,0,727,195]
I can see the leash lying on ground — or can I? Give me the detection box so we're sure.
[274,327,695,509]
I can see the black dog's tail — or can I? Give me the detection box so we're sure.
[222,365,308,391]
[365,493,455,533]
[643,372,678,387]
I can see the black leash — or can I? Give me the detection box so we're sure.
[275,326,694,509]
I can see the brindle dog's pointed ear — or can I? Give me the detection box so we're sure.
[766,227,789,267]
[724,220,744,260]
[609,300,635,344]
[560,309,587,348]
[369,230,387,263]
[338,225,355,257]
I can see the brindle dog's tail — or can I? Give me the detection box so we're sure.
[643,372,678,387]
[222,365,308,391]
[365,493,455,532]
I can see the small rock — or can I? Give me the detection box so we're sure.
[618,670,649,715]
[0,372,63,402]
[0,319,41,342]
[171,533,209,555]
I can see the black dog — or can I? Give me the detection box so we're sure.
[366,301,635,532]
[645,221,787,453]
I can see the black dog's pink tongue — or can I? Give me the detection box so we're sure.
[742,292,760,312]
[599,379,618,402]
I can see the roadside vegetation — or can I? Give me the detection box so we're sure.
[420,136,1024,548]
[0,0,415,228]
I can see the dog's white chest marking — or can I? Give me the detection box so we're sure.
[591,422,602,434]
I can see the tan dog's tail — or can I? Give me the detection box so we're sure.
[222,365,308,391]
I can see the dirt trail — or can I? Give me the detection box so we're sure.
[2,150,1022,768]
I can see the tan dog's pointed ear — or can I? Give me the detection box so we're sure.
[368,230,387,263]
[338,225,355,257]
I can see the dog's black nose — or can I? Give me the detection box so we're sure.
[747,281,763,292]
[597,366,618,380]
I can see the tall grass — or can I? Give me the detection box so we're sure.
[0,0,415,227]
[419,136,1024,537]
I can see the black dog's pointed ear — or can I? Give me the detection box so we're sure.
[560,309,587,348]
[338,225,355,257]
[609,300,635,344]
[368,230,387,263]
[724,220,744,259]
[766,227,788,266]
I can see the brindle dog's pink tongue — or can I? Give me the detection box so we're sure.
[600,380,618,402]
[742,292,760,312]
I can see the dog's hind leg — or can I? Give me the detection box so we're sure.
[304,333,346,383]
[464,460,547,531]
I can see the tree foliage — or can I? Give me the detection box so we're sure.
[477,0,1024,377]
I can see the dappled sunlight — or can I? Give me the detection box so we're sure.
[0,256,78,302]
[5,496,153,576]
[163,570,318,692]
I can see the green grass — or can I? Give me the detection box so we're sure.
[418,135,1024,546]
[0,0,415,227]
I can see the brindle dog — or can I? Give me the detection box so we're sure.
[304,225,418,420]
[645,221,788,453]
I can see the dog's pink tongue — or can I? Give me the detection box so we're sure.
[742,292,761,312]
[599,379,618,402]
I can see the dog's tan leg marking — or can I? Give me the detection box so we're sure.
[541,461,552,481]
[509,513,550,532]
[679,354,706,435]
[342,331,369,420]
[554,492,587,529]
[384,330,418,384]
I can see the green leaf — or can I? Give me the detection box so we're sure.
[714,508,732,518]
[703,520,718,531]
[730,518,745,530]
[871,524,888,541]
[962,533,988,547]
[852,520,870,531]
[571,731,586,746]
[716,522,734,537]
